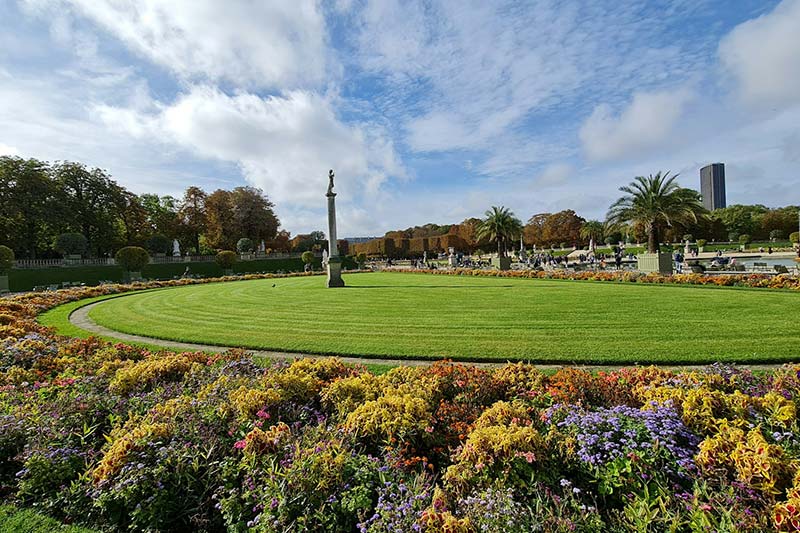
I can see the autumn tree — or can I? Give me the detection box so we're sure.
[542,210,585,247]
[230,186,280,243]
[204,189,236,250]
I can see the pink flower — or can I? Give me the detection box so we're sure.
[234,440,247,450]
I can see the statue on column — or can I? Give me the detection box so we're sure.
[327,169,335,196]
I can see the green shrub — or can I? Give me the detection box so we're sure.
[216,250,237,269]
[301,251,314,264]
[145,234,171,255]
[115,246,150,272]
[356,252,367,266]
[739,234,751,246]
[54,233,88,257]
[791,232,799,245]
[0,245,13,274]
[769,229,785,241]
[727,232,739,243]
[696,239,707,248]
[236,238,253,254]
[682,234,694,242]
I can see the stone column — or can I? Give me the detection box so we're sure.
[326,170,345,288]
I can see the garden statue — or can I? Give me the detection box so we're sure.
[326,169,345,287]
[322,248,329,268]
[172,239,181,257]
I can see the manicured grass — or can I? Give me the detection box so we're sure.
[82,272,800,364]
[0,505,98,533]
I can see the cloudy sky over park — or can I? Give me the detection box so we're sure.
[1,0,799,236]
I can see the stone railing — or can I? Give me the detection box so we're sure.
[13,251,318,269]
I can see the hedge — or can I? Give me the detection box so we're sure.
[8,256,356,292]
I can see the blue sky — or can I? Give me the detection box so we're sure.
[1,0,798,236]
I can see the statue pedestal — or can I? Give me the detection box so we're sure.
[326,257,345,288]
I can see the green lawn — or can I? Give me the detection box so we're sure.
[81,272,800,364]
[0,506,98,533]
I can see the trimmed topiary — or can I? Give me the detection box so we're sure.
[738,234,751,246]
[791,232,799,245]
[54,233,88,257]
[301,251,315,265]
[0,245,14,273]
[115,246,150,272]
[216,250,237,269]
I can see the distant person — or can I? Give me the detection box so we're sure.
[182,266,190,278]
[768,247,773,254]
[615,253,622,270]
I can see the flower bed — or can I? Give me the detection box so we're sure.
[396,267,800,290]
[1,278,800,531]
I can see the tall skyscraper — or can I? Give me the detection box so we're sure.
[700,163,726,211]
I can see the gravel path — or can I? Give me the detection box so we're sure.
[69,300,790,372]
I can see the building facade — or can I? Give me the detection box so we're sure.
[700,163,726,211]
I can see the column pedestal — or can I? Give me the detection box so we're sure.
[327,256,345,287]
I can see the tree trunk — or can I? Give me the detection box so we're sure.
[648,225,660,253]
[497,238,503,258]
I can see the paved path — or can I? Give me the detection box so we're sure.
[69,301,790,372]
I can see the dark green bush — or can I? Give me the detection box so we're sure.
[146,234,171,255]
[727,232,739,243]
[0,245,14,273]
[696,239,707,248]
[216,250,237,269]
[301,251,315,264]
[115,246,150,272]
[54,233,88,257]
[236,238,254,254]
[769,229,785,241]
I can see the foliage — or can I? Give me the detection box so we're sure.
[606,172,707,253]
[301,251,315,264]
[791,232,799,244]
[696,238,707,247]
[114,246,149,272]
[236,238,254,254]
[0,246,13,274]
[1,281,800,531]
[145,234,171,255]
[739,234,752,245]
[54,233,88,257]
[215,250,237,269]
[477,206,523,257]
[771,229,786,241]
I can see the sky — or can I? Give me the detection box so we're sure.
[1,0,799,237]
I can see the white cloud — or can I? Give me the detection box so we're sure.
[97,87,404,207]
[0,143,19,156]
[536,163,574,188]
[719,0,800,109]
[579,89,693,162]
[26,0,329,89]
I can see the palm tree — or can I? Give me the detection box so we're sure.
[477,206,523,258]
[606,172,707,253]
[579,220,604,250]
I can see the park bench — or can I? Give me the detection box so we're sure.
[753,262,768,271]
[774,265,789,274]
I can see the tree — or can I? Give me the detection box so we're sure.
[54,233,88,257]
[230,186,280,243]
[204,190,236,250]
[178,187,207,254]
[477,206,523,257]
[579,220,604,248]
[0,157,59,258]
[542,210,585,247]
[523,213,550,247]
[606,172,707,253]
[309,230,326,242]
[711,204,768,240]
[140,194,180,238]
[237,238,254,254]
[111,187,149,246]
[146,234,172,255]
[52,161,123,257]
